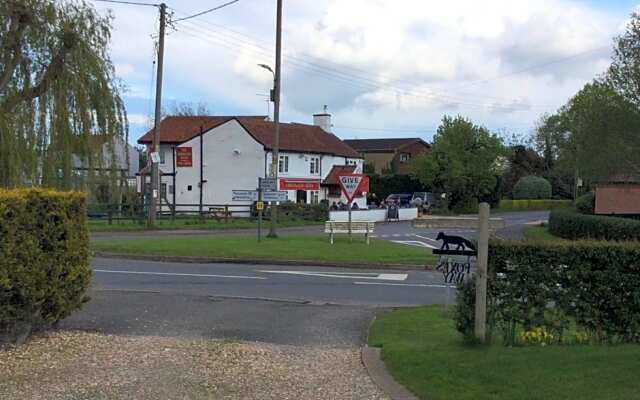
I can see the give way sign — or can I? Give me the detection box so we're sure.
[338,174,366,203]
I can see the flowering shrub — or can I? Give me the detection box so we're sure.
[520,327,555,346]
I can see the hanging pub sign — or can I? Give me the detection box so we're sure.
[176,147,193,167]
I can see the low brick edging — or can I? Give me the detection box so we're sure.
[93,252,431,271]
[361,345,418,400]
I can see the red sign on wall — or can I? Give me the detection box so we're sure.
[280,178,320,191]
[176,147,193,167]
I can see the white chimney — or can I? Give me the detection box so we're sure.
[313,105,332,133]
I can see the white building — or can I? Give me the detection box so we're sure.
[137,113,366,211]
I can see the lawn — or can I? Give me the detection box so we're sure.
[88,217,320,232]
[92,235,437,266]
[369,306,640,400]
[523,224,563,242]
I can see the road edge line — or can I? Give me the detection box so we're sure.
[93,252,432,271]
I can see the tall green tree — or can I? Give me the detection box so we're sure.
[563,81,640,181]
[412,116,506,211]
[0,0,127,189]
[608,12,640,108]
[533,113,575,198]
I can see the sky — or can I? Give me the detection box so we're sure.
[90,0,639,146]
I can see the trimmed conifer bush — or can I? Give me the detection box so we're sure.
[0,189,91,344]
[513,176,552,200]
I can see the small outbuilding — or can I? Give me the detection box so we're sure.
[595,175,640,215]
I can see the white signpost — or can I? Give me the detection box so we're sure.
[337,174,365,241]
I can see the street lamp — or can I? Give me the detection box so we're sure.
[257,64,275,103]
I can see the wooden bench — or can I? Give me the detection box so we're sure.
[325,221,375,244]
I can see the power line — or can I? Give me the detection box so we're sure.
[92,0,159,7]
[169,7,604,105]
[174,23,553,111]
[172,15,558,108]
[172,0,241,23]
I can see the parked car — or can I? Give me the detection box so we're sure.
[411,192,435,212]
[385,193,413,207]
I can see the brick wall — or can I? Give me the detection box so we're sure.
[595,184,640,214]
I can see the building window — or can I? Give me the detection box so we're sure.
[187,185,192,191]
[279,155,289,173]
[347,159,357,166]
[310,157,320,174]
[161,183,167,198]
[160,149,166,164]
[328,186,341,196]
[311,191,319,204]
[400,153,411,163]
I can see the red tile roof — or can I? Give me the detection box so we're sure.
[343,138,430,152]
[322,165,356,185]
[138,116,360,158]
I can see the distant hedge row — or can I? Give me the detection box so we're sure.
[455,240,640,344]
[498,199,571,211]
[0,189,91,344]
[549,209,640,241]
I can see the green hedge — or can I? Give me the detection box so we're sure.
[549,209,640,241]
[455,240,640,344]
[498,199,572,211]
[0,189,91,344]
[513,176,552,200]
[254,201,328,221]
[575,192,595,215]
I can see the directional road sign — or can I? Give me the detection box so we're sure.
[259,177,277,192]
[232,190,258,202]
[261,190,288,202]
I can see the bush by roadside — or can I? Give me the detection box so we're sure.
[512,176,552,200]
[455,240,640,345]
[549,208,640,241]
[575,192,595,214]
[0,189,91,344]
[497,199,571,211]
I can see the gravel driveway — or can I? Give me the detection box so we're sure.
[0,331,387,400]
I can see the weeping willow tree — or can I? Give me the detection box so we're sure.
[0,0,128,196]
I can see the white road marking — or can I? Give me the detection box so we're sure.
[391,240,437,249]
[258,270,408,281]
[415,234,440,244]
[94,269,267,280]
[354,281,452,288]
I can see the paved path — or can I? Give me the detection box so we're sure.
[61,257,450,347]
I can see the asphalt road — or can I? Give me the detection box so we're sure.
[70,211,547,346]
[61,257,452,347]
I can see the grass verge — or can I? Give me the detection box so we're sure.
[91,235,437,266]
[88,218,321,232]
[524,224,564,242]
[368,306,640,400]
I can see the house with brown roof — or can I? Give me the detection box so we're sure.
[137,113,365,208]
[344,138,431,175]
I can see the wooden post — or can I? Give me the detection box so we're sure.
[475,202,490,342]
[225,204,229,223]
[348,201,352,242]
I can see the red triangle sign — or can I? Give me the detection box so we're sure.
[338,174,364,203]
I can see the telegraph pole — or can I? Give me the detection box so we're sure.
[149,2,166,226]
[267,0,282,238]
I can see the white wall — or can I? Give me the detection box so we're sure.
[329,208,418,222]
[161,120,264,209]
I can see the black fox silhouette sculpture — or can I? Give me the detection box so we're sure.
[436,231,476,251]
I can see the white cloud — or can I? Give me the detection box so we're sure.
[95,0,629,141]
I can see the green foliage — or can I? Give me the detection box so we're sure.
[575,192,595,215]
[512,175,552,199]
[413,115,506,211]
[500,145,545,198]
[608,12,640,109]
[485,240,640,344]
[453,277,477,343]
[367,174,426,201]
[562,81,640,183]
[0,189,91,343]
[549,209,640,241]
[256,202,328,221]
[498,199,571,211]
[0,0,127,189]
